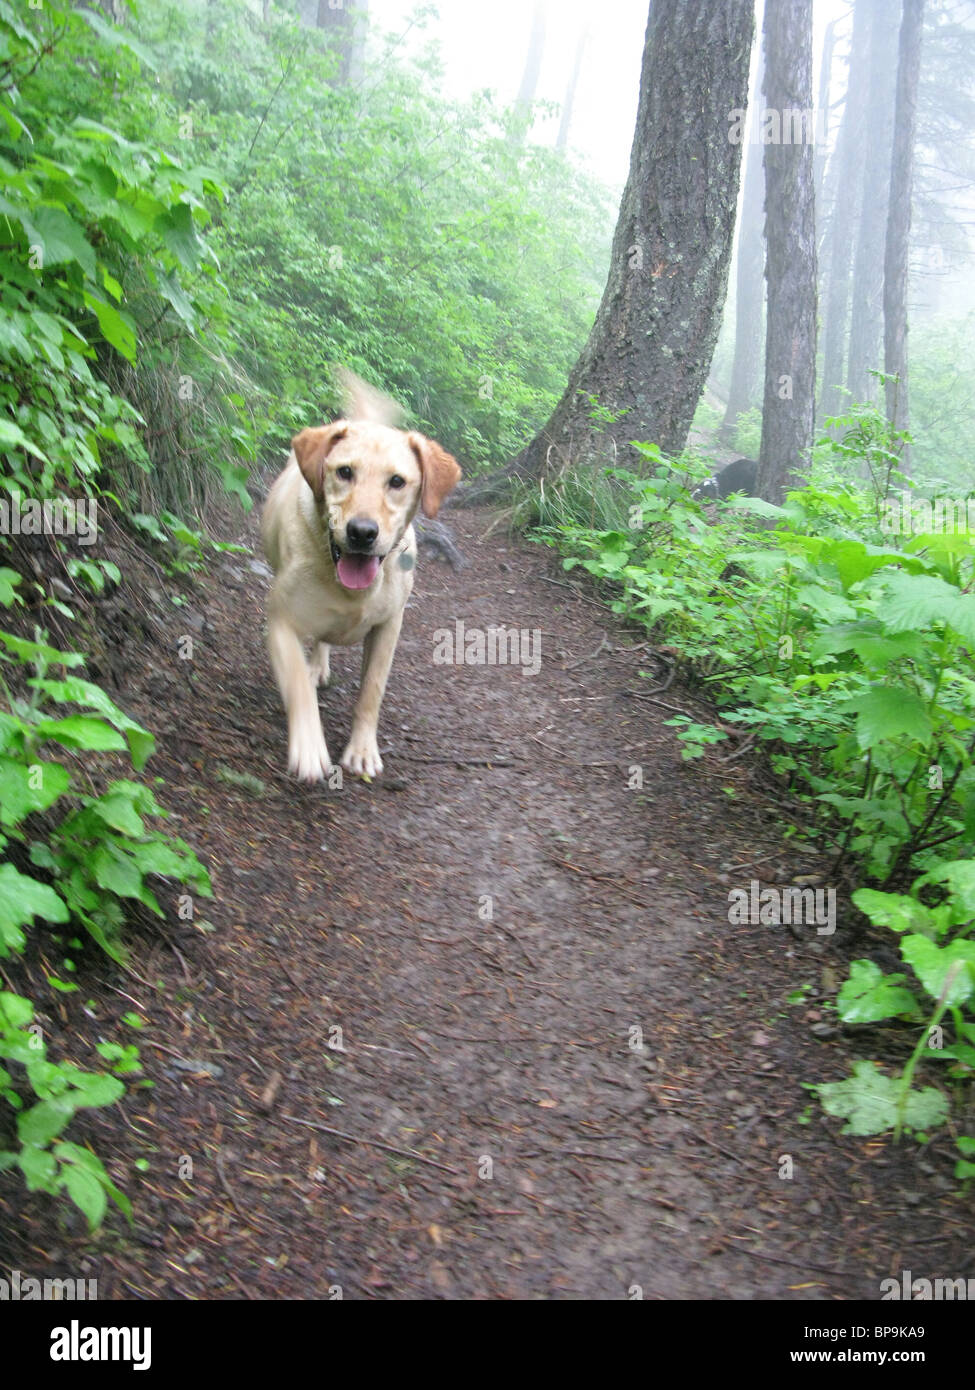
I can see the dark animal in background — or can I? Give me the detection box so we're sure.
[414,515,464,568]
[692,458,759,501]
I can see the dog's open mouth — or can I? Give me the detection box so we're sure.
[330,539,384,591]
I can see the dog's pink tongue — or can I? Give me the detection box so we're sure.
[337,553,380,590]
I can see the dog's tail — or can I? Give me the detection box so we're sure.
[336,367,405,427]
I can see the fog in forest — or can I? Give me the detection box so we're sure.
[369,0,975,467]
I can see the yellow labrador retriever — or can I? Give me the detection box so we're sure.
[261,375,461,781]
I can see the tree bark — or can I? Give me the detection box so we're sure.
[756,0,818,506]
[846,0,898,406]
[468,0,753,498]
[719,39,765,447]
[819,0,873,424]
[884,0,924,471]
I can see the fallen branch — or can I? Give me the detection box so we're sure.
[280,1115,459,1174]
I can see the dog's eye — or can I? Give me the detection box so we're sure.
[336,465,354,482]
[389,475,406,490]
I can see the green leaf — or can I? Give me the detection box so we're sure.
[0,101,34,143]
[877,571,975,645]
[92,845,142,899]
[0,419,48,460]
[18,1144,58,1192]
[83,291,137,364]
[155,204,200,272]
[77,8,158,70]
[61,1161,107,1230]
[92,846,160,913]
[129,512,168,543]
[90,791,145,837]
[0,633,85,668]
[46,976,79,994]
[70,117,141,148]
[0,567,21,607]
[55,1141,132,1222]
[915,860,975,918]
[154,271,198,330]
[901,935,975,1007]
[28,679,155,769]
[34,716,128,753]
[127,837,193,877]
[27,207,96,275]
[124,726,156,771]
[815,1060,949,1137]
[810,619,924,667]
[837,960,919,1023]
[0,864,68,957]
[0,757,70,827]
[0,991,34,1030]
[18,1097,75,1147]
[838,685,933,752]
[67,1071,125,1107]
[852,888,936,935]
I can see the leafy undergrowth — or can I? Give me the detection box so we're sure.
[0,567,212,1229]
[526,412,975,1168]
[0,1,221,1230]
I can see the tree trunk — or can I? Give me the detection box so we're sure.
[468,0,753,499]
[514,1,547,134]
[316,0,363,85]
[846,0,898,406]
[719,39,765,447]
[819,0,873,425]
[348,0,368,86]
[813,19,837,213]
[884,0,924,471]
[756,0,818,506]
[556,23,588,152]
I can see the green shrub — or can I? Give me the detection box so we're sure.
[0,577,211,1228]
[0,1,216,1229]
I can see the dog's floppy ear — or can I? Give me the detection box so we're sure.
[408,432,461,519]
[292,423,348,501]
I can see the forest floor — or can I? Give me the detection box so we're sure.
[0,501,970,1300]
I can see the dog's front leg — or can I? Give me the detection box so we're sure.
[268,611,332,782]
[341,612,404,777]
[309,641,331,688]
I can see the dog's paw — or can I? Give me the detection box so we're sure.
[340,732,383,778]
[288,731,333,783]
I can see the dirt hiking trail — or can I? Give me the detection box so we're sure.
[0,505,969,1300]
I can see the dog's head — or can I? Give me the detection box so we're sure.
[291,415,461,592]
[692,475,720,502]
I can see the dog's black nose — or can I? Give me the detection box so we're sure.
[345,518,379,551]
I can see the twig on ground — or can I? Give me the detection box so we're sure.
[280,1115,458,1174]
